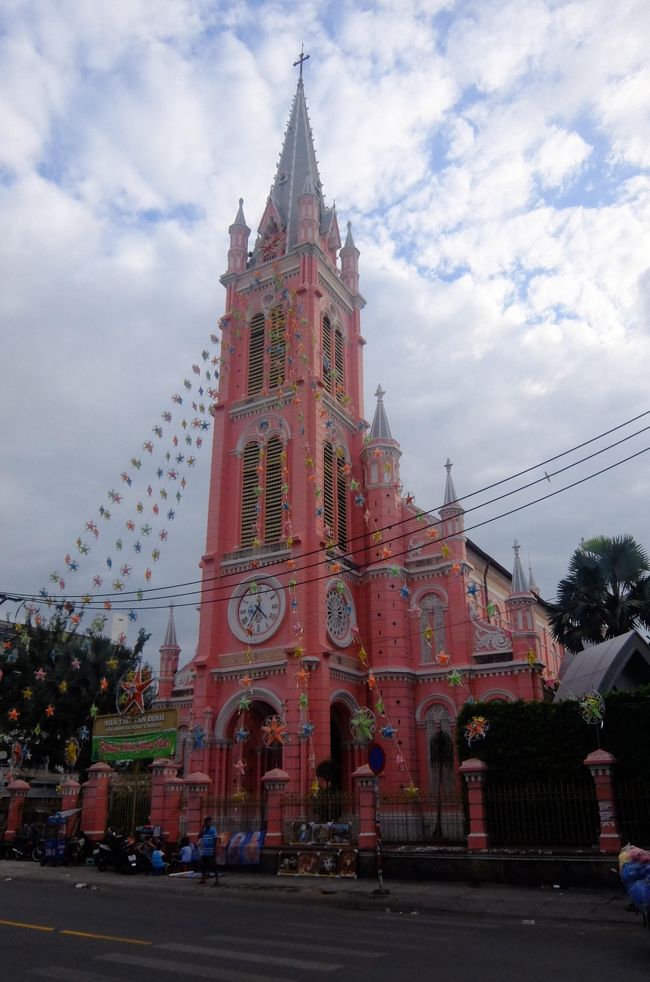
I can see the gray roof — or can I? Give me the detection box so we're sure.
[162,606,178,648]
[267,78,328,253]
[369,385,393,440]
[511,540,529,594]
[442,458,460,508]
[554,630,650,700]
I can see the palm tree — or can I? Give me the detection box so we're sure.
[549,535,650,653]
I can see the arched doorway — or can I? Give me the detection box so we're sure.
[226,699,284,797]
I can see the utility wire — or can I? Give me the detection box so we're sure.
[11,442,647,615]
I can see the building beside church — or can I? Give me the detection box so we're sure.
[156,71,561,801]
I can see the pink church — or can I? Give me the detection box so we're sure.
[157,72,561,803]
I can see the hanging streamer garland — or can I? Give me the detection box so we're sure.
[34,331,223,627]
[579,690,605,727]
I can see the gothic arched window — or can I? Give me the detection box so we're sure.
[420,594,447,663]
[240,436,286,548]
[322,315,345,403]
[425,705,456,798]
[264,436,283,543]
[240,441,261,547]
[247,313,265,395]
[268,306,286,389]
[323,441,348,550]
[247,307,286,396]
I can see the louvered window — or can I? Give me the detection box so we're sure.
[322,316,332,389]
[241,442,261,546]
[264,436,283,543]
[323,442,334,533]
[334,329,345,403]
[268,306,286,388]
[323,441,348,550]
[248,313,265,395]
[336,454,348,548]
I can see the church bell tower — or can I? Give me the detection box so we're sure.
[191,59,368,796]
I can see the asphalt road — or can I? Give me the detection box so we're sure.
[0,878,648,981]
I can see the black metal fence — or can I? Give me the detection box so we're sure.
[616,778,650,845]
[203,794,265,835]
[379,791,467,845]
[282,790,359,843]
[485,780,599,849]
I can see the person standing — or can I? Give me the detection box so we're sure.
[197,816,219,886]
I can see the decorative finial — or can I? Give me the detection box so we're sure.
[445,457,453,474]
[293,43,310,80]
[513,540,520,556]
[375,384,385,401]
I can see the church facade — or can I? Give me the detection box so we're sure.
[157,74,561,800]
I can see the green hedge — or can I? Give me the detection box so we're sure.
[456,692,650,783]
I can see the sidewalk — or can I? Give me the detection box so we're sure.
[0,859,636,927]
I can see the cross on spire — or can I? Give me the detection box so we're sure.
[293,43,310,79]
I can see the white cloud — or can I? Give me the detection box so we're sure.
[1,0,649,664]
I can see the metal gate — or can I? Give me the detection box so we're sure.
[107,774,152,835]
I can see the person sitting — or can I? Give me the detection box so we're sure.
[151,839,167,876]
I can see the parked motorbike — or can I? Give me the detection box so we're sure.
[93,831,138,873]
[66,831,95,865]
[4,824,44,863]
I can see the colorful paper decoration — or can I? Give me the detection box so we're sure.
[465,715,490,746]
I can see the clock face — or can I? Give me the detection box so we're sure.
[326,584,356,648]
[229,577,285,644]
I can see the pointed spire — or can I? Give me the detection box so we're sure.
[268,75,323,252]
[343,220,356,250]
[511,541,529,594]
[163,605,178,648]
[369,384,393,440]
[528,560,540,594]
[443,458,459,507]
[231,197,248,228]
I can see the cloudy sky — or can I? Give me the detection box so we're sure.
[1,0,649,668]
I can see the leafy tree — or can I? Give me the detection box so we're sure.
[0,608,149,773]
[549,535,650,653]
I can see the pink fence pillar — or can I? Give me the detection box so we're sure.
[261,767,290,846]
[584,749,622,854]
[352,764,377,851]
[149,759,179,836]
[81,761,112,841]
[184,772,211,841]
[60,779,81,837]
[163,776,185,845]
[5,779,30,840]
[460,758,489,851]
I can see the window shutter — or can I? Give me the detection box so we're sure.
[264,436,283,543]
[322,316,332,391]
[323,442,334,533]
[334,328,345,403]
[336,454,348,549]
[268,306,286,388]
[241,442,261,546]
[248,313,265,395]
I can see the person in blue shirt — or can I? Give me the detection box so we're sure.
[197,816,219,886]
[151,839,166,876]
